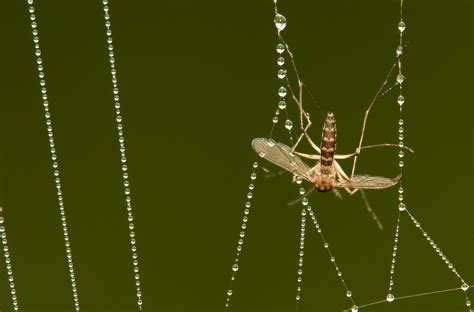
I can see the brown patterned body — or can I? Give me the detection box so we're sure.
[315,112,337,192]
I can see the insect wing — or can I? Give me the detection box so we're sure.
[336,174,401,190]
[252,138,311,180]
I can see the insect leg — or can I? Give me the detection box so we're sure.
[360,190,384,231]
[293,151,321,160]
[350,60,399,179]
[335,143,414,160]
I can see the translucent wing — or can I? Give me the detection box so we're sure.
[252,138,312,181]
[336,174,401,190]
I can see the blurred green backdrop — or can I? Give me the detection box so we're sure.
[0,0,472,311]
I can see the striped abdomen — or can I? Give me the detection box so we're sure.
[320,111,337,173]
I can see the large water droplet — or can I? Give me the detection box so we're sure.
[351,305,359,312]
[278,87,287,97]
[277,69,287,79]
[284,119,293,130]
[397,73,405,84]
[277,57,285,66]
[274,13,287,31]
[396,45,404,56]
[276,43,285,54]
[398,21,406,32]
[461,283,470,291]
[278,100,287,109]
[386,294,395,302]
[232,264,239,272]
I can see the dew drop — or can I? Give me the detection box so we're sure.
[386,294,395,302]
[277,69,287,79]
[274,13,287,31]
[278,86,287,97]
[284,119,293,130]
[351,305,359,312]
[272,116,278,124]
[301,198,308,206]
[276,43,285,54]
[397,73,405,84]
[295,176,303,184]
[461,283,469,291]
[232,264,239,272]
[398,151,404,158]
[396,45,404,56]
[346,291,352,298]
[227,289,233,296]
[277,56,285,66]
[398,21,406,32]
[399,161,404,168]
[278,100,287,109]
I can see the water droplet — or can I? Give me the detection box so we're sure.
[399,160,404,168]
[268,139,276,147]
[301,198,308,206]
[278,100,287,109]
[466,299,471,307]
[387,294,395,302]
[284,119,293,130]
[351,305,359,312]
[258,151,266,158]
[299,188,305,195]
[253,162,259,168]
[277,57,285,66]
[346,291,352,298]
[232,264,239,272]
[399,126,404,133]
[250,173,257,180]
[396,45,404,56]
[295,176,303,184]
[278,87,287,97]
[277,69,287,79]
[398,151,404,158]
[398,119,404,125]
[274,13,287,31]
[272,116,278,124]
[397,73,405,84]
[276,43,285,54]
[398,21,406,32]
[324,243,329,248]
[461,283,470,291]
[227,289,233,296]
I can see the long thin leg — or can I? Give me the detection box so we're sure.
[276,26,323,156]
[335,162,384,230]
[350,60,400,179]
[335,143,414,160]
[360,190,384,231]
[294,151,321,160]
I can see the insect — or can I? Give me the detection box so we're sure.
[253,111,402,194]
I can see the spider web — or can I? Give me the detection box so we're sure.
[223,1,472,311]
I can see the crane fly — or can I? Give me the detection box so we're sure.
[252,111,401,195]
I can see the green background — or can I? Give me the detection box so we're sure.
[0,0,472,311]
